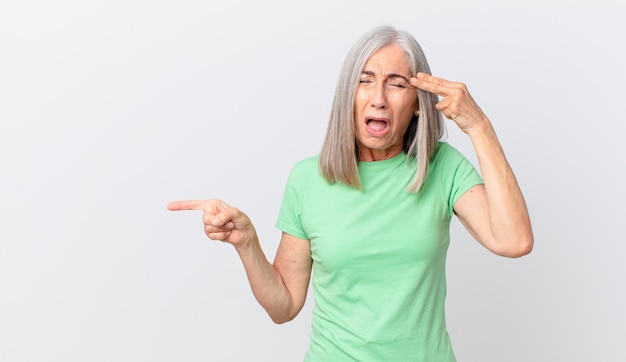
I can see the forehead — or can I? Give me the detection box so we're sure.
[363,44,411,75]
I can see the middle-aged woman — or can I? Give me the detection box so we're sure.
[168,25,533,361]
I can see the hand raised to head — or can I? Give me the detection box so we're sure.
[410,72,489,134]
[167,199,257,249]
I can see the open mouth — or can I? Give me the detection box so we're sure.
[365,117,390,135]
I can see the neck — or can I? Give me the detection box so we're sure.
[358,146,403,162]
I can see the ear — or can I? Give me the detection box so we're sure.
[415,109,420,116]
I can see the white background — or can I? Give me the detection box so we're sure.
[1,1,624,361]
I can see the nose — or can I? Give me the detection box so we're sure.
[370,81,387,109]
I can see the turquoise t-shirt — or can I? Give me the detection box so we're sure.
[276,142,483,361]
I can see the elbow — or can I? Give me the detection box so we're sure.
[504,241,533,258]
[267,305,300,324]
[261,290,305,325]
[270,312,297,325]
[496,233,534,258]
[271,317,291,325]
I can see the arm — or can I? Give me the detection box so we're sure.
[238,231,312,324]
[411,73,533,257]
[167,199,312,323]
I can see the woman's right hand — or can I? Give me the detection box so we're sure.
[168,198,312,323]
[167,199,257,250]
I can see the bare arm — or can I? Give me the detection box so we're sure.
[167,199,312,323]
[237,231,312,323]
[411,73,533,257]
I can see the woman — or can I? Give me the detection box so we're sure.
[168,25,533,361]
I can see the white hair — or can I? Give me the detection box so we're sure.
[319,25,445,192]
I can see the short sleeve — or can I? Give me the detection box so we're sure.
[275,162,309,240]
[431,143,484,216]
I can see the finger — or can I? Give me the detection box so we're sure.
[211,207,240,227]
[435,97,461,120]
[203,209,235,228]
[204,223,234,234]
[206,229,232,241]
[167,199,212,211]
[410,73,454,96]
[435,96,452,112]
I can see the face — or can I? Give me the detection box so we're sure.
[354,44,418,161]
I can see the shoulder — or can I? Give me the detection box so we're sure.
[432,141,464,161]
[428,142,480,182]
[292,154,319,168]
[290,154,319,173]
[287,154,321,182]
[430,141,473,168]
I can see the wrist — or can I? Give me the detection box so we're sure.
[235,232,260,256]
[464,117,495,138]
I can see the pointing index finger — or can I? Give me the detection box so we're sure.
[167,200,211,211]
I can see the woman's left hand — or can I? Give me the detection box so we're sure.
[410,72,488,134]
[412,73,533,258]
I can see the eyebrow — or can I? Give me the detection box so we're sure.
[361,70,411,83]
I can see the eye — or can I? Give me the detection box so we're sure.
[359,79,373,84]
[389,82,407,89]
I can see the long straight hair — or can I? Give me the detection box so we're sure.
[319,26,445,192]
